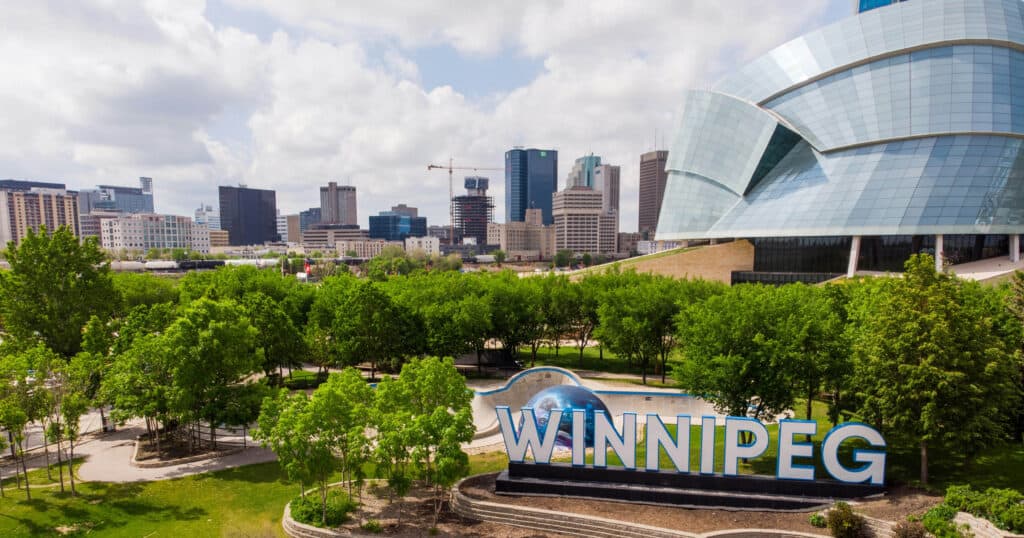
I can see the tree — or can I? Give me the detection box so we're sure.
[491,250,507,266]
[674,283,801,422]
[112,272,179,312]
[243,292,305,381]
[165,298,262,450]
[309,369,374,497]
[103,333,176,454]
[553,249,573,268]
[850,254,1021,485]
[332,281,420,379]
[0,226,117,357]
[369,358,473,526]
[254,390,336,526]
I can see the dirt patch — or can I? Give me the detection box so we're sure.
[459,473,944,534]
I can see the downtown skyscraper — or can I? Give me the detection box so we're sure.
[505,148,557,225]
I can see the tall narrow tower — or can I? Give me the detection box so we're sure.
[638,150,668,239]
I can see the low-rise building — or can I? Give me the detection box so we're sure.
[209,228,230,248]
[405,236,440,257]
[487,208,556,261]
[336,239,402,258]
[301,224,369,248]
[100,213,210,254]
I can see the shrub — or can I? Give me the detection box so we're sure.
[290,490,356,528]
[360,519,383,533]
[826,502,869,538]
[892,520,927,538]
[809,513,827,528]
[922,504,964,538]
[942,484,1024,533]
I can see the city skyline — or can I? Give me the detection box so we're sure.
[1,1,851,232]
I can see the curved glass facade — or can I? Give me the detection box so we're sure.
[765,45,1024,151]
[657,0,1024,252]
[715,0,1024,104]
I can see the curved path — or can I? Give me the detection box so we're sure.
[71,420,276,483]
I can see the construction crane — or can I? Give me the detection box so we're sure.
[427,158,502,246]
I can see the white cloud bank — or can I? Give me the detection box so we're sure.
[0,0,837,230]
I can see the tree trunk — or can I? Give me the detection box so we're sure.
[0,462,4,497]
[210,421,216,451]
[43,434,52,481]
[155,419,161,457]
[599,344,603,360]
[555,341,560,357]
[806,387,814,420]
[320,483,328,526]
[20,443,30,501]
[476,349,483,375]
[641,358,648,385]
[530,344,538,368]
[920,440,929,485]
[578,344,585,367]
[56,438,65,493]
[68,442,76,496]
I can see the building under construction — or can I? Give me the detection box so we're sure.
[453,177,494,246]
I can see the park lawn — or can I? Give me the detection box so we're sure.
[0,462,297,537]
[0,453,514,537]
[522,345,674,380]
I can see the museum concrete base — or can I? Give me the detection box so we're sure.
[495,463,884,511]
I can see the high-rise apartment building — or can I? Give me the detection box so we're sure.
[286,214,300,243]
[0,180,80,246]
[195,204,221,230]
[453,177,494,246]
[320,182,357,225]
[218,185,278,246]
[79,177,154,214]
[552,186,618,255]
[638,150,668,239]
[276,210,288,243]
[100,213,210,254]
[567,155,601,188]
[505,148,557,225]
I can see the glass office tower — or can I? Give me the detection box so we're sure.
[505,148,558,225]
[658,0,1024,279]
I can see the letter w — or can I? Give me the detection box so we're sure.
[496,406,562,464]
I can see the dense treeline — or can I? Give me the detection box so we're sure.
[0,225,1020,498]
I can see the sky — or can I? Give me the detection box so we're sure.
[0,0,852,232]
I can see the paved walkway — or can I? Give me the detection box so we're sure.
[2,419,277,484]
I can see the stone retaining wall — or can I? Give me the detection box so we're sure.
[451,475,831,538]
[954,512,1024,538]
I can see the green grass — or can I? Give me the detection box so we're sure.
[521,346,673,381]
[0,452,513,537]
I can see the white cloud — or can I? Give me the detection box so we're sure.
[0,0,838,230]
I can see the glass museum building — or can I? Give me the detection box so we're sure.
[657,0,1024,282]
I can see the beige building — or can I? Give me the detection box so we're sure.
[209,228,230,248]
[553,186,618,255]
[78,210,121,245]
[301,226,369,248]
[320,182,357,225]
[100,213,211,254]
[618,232,642,256]
[0,181,80,246]
[285,214,300,243]
[405,236,440,257]
[487,208,556,261]
[336,239,401,258]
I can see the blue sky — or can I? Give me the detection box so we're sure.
[1,0,854,231]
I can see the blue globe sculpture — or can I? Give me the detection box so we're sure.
[522,385,610,448]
